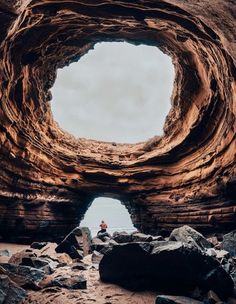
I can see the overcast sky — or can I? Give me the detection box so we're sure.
[51,41,174,144]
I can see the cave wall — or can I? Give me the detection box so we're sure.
[0,0,235,241]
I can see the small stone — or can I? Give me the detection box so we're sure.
[0,249,11,257]
[207,237,219,247]
[52,274,87,289]
[206,248,217,257]
[155,295,202,304]
[30,242,47,250]
[215,250,229,260]
[152,235,164,241]
[222,230,236,257]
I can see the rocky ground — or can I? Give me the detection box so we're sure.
[0,226,236,304]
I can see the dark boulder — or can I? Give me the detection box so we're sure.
[99,241,234,298]
[222,230,236,257]
[132,232,153,242]
[155,295,202,304]
[20,257,54,274]
[30,242,47,250]
[169,225,212,250]
[112,231,133,243]
[0,263,45,288]
[91,237,110,252]
[50,274,87,289]
[0,275,27,304]
[55,227,92,259]
[97,231,111,242]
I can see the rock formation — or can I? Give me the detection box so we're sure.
[0,0,235,241]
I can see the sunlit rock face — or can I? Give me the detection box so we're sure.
[0,0,235,242]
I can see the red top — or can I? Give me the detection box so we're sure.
[100,223,108,229]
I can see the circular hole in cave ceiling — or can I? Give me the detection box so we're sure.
[51,41,175,144]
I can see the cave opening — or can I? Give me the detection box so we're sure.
[51,41,174,144]
[79,197,135,237]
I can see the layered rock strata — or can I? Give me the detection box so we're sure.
[0,0,235,241]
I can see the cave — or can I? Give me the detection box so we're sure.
[0,0,235,242]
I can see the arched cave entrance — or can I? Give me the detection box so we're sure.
[80,197,135,237]
[51,41,174,143]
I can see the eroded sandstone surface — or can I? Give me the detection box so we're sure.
[0,0,235,241]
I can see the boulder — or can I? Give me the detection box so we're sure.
[20,257,54,274]
[0,275,27,304]
[169,225,212,250]
[155,295,202,304]
[112,231,133,243]
[99,241,234,298]
[222,230,236,257]
[132,232,153,242]
[9,250,37,265]
[0,263,45,288]
[97,231,111,242]
[91,237,110,252]
[55,227,92,259]
[200,265,234,299]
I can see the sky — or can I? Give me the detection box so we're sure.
[80,197,135,237]
[51,41,174,144]
[50,42,174,232]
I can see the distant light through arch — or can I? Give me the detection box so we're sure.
[80,197,135,237]
[51,42,174,143]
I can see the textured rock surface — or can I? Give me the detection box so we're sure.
[0,0,235,241]
[0,274,27,304]
[99,241,234,297]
